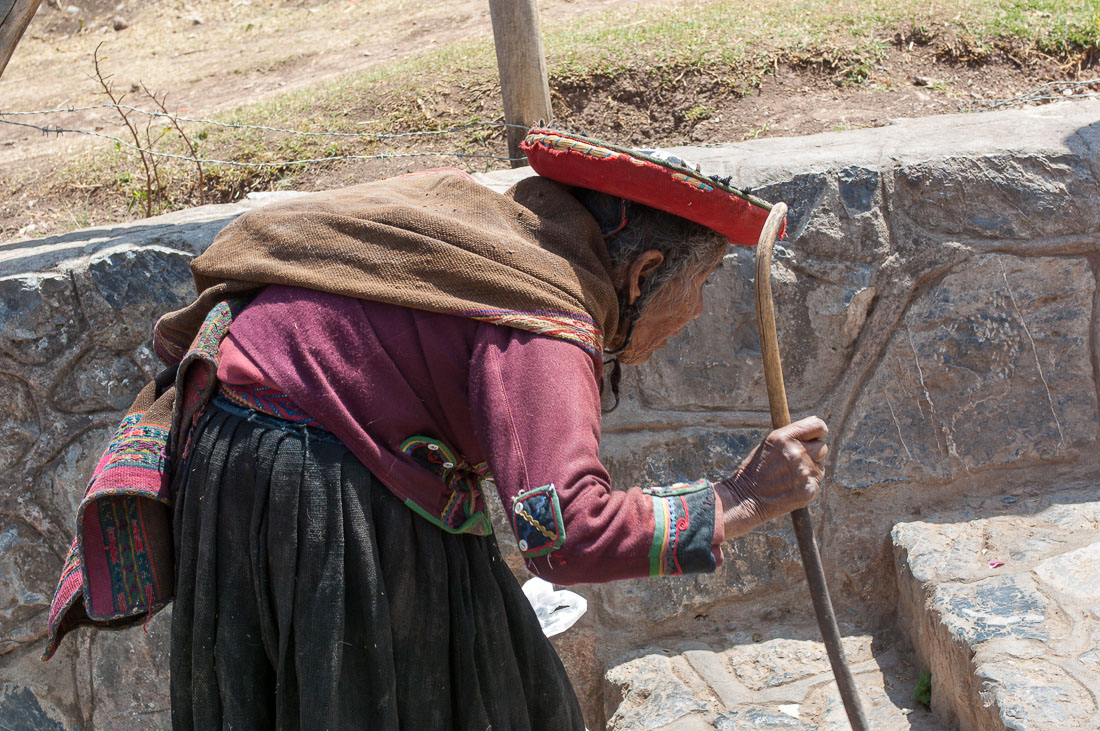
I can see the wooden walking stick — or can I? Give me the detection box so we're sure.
[754,203,870,730]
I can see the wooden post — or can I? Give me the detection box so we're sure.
[0,0,43,81]
[487,0,552,167]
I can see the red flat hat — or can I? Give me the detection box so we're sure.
[521,128,783,246]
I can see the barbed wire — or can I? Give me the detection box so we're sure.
[0,115,527,165]
[0,103,529,140]
[966,78,1100,111]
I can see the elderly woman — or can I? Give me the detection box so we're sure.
[47,135,826,731]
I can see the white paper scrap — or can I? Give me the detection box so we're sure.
[521,577,587,637]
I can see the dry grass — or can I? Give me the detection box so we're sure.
[2,0,1096,239]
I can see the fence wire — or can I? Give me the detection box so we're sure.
[0,106,528,165]
[965,78,1100,111]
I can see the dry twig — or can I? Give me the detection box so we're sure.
[142,83,206,205]
[92,42,157,216]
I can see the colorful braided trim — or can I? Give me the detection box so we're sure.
[400,435,493,536]
[512,484,565,558]
[218,382,325,429]
[525,131,619,160]
[451,308,603,356]
[85,414,170,502]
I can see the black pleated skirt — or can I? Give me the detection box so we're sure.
[170,399,585,730]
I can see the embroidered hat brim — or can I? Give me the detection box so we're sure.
[521,128,784,246]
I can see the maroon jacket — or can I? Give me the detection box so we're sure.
[218,285,723,583]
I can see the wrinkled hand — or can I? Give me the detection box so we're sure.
[715,416,828,539]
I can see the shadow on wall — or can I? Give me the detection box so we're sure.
[1066,118,1100,170]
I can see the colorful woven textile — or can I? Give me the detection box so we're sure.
[521,128,784,247]
[43,301,244,659]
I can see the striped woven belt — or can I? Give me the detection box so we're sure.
[217,381,327,430]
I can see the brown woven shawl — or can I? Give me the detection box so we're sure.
[155,170,619,363]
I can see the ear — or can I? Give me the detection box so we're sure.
[626,250,664,305]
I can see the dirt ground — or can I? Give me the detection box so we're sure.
[0,0,1095,241]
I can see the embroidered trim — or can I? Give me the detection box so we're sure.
[525,132,619,160]
[98,497,162,615]
[642,478,711,498]
[450,308,603,356]
[643,479,714,577]
[512,484,565,558]
[85,415,170,500]
[218,382,325,428]
[172,299,249,460]
[400,435,493,536]
[152,325,188,366]
[43,538,83,659]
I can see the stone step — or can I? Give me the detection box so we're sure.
[892,487,1100,730]
[602,622,943,730]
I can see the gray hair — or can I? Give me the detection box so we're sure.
[573,188,729,411]
[572,189,728,313]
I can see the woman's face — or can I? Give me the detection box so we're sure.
[618,258,721,366]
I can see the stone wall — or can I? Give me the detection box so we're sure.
[2,99,1098,729]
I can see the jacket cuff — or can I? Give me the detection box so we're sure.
[642,479,721,577]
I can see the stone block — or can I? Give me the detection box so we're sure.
[932,575,1048,645]
[0,642,82,730]
[975,659,1096,731]
[0,273,83,366]
[891,154,1100,240]
[0,686,68,730]
[797,650,944,731]
[894,496,1100,730]
[0,373,39,473]
[0,516,58,654]
[74,246,195,352]
[837,254,1096,491]
[51,347,147,414]
[601,428,764,488]
[890,520,983,585]
[84,609,172,730]
[751,173,829,248]
[752,166,888,264]
[604,650,710,730]
[720,633,873,693]
[604,629,935,730]
[714,708,814,729]
[1034,541,1100,602]
[633,246,875,412]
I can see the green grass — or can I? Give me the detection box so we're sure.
[542,0,1096,78]
[912,670,932,708]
